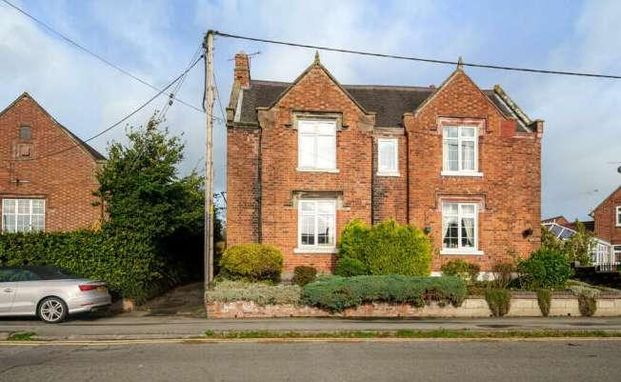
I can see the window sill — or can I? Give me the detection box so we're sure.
[294,247,338,254]
[441,171,483,177]
[440,249,484,256]
[296,168,340,173]
[377,172,400,177]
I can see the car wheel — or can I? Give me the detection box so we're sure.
[38,297,68,324]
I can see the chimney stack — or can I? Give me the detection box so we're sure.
[234,51,251,89]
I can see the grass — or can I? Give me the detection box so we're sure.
[203,329,621,340]
[7,331,36,341]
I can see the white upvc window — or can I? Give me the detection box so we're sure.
[441,202,482,255]
[442,126,481,176]
[297,119,337,172]
[377,138,399,176]
[614,246,621,264]
[2,199,45,233]
[616,206,621,227]
[296,199,336,253]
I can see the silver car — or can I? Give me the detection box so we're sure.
[0,266,111,323]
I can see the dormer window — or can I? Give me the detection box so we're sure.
[19,125,32,141]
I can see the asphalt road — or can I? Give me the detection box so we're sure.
[1,339,620,381]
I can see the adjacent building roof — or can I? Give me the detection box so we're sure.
[0,92,105,161]
[237,79,531,132]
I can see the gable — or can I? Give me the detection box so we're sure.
[592,185,621,216]
[0,93,105,161]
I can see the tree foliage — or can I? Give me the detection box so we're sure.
[541,221,594,266]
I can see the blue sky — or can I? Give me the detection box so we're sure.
[1,0,620,221]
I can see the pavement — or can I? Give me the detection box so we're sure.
[1,339,621,381]
[2,315,621,341]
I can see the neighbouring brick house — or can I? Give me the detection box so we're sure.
[591,186,621,264]
[226,52,543,276]
[0,92,104,233]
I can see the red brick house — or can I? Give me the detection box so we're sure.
[0,93,104,233]
[226,52,543,276]
[591,186,621,264]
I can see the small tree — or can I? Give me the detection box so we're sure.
[565,221,594,266]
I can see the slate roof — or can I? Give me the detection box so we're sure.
[237,80,531,131]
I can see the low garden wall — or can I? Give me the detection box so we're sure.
[206,293,621,319]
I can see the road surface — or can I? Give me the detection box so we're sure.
[1,339,619,381]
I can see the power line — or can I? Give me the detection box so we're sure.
[21,54,204,162]
[1,0,205,112]
[214,31,621,80]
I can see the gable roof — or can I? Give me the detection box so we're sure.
[591,185,621,216]
[0,92,105,161]
[235,77,532,131]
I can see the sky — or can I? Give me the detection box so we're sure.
[1,0,620,221]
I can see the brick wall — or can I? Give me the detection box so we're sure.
[405,71,541,271]
[226,60,542,274]
[0,94,102,232]
[593,187,621,245]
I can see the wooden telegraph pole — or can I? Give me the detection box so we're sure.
[203,30,215,290]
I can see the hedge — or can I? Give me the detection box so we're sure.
[517,248,573,290]
[336,219,432,277]
[0,229,175,303]
[219,243,283,283]
[301,275,467,312]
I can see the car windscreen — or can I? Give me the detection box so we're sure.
[27,266,79,280]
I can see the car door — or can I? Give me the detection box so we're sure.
[0,269,18,314]
[9,269,45,315]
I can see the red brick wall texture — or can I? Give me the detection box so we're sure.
[593,186,621,246]
[227,58,542,274]
[0,93,102,232]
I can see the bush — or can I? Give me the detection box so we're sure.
[517,248,573,290]
[338,219,432,277]
[292,266,317,287]
[207,280,301,306]
[578,295,597,317]
[485,288,511,317]
[0,229,171,303]
[536,289,552,317]
[219,244,283,283]
[492,262,515,289]
[334,257,368,277]
[441,260,480,284]
[301,275,467,312]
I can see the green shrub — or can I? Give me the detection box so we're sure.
[219,244,283,283]
[485,288,511,317]
[536,289,552,317]
[301,275,467,312]
[207,280,301,306]
[0,229,171,303]
[441,260,480,284]
[292,266,317,287]
[492,262,515,289]
[517,248,573,290]
[334,257,368,277]
[578,295,597,317]
[337,219,432,277]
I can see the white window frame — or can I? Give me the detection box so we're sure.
[377,138,399,176]
[295,199,337,254]
[440,202,483,255]
[614,245,621,264]
[1,199,45,233]
[616,206,621,227]
[297,119,338,173]
[441,125,483,177]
